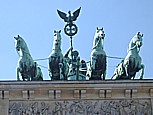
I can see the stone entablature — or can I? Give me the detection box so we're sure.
[0,80,153,114]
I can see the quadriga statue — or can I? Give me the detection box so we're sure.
[14,35,43,81]
[112,32,144,80]
[48,30,68,80]
[86,27,107,80]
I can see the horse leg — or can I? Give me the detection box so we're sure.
[124,62,131,79]
[86,65,92,80]
[16,67,20,81]
[59,63,64,80]
[48,57,53,79]
[64,62,69,80]
[22,74,25,81]
[26,75,30,81]
[101,70,106,80]
[103,57,107,80]
[91,56,96,70]
[31,64,36,81]
[132,73,136,80]
[101,62,106,80]
[139,64,144,79]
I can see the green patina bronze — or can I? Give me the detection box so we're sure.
[14,8,144,81]
[112,32,144,80]
[48,30,69,80]
[14,35,43,81]
[86,27,107,80]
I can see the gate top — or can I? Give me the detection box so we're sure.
[57,7,81,36]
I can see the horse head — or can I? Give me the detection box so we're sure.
[93,27,105,50]
[133,32,143,48]
[14,35,24,51]
[129,32,143,53]
[53,30,62,50]
[14,35,31,58]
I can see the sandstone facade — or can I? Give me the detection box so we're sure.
[0,80,153,115]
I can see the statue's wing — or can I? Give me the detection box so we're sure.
[72,7,81,21]
[57,9,68,22]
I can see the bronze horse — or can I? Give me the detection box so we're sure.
[112,32,144,80]
[87,27,107,80]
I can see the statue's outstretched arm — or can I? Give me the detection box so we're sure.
[64,47,73,58]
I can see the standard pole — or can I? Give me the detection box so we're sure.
[70,36,73,61]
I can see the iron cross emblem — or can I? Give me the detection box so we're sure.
[57,7,81,36]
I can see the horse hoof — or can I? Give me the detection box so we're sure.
[140,78,143,80]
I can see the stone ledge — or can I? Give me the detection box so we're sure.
[0,90,9,99]
[1,79,153,85]
[0,80,152,100]
[0,80,153,114]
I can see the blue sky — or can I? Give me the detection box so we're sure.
[0,0,153,80]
